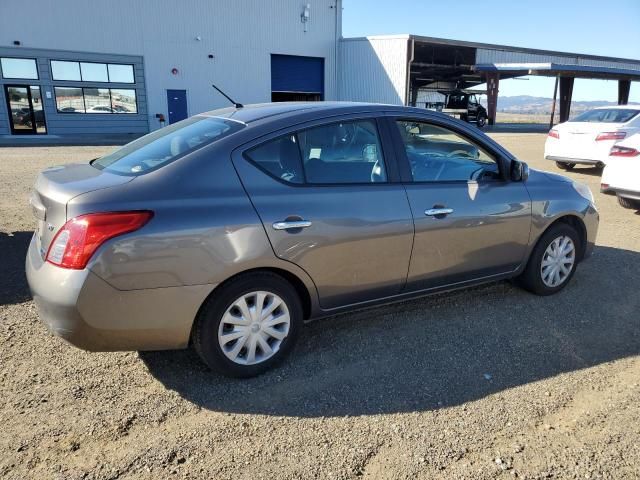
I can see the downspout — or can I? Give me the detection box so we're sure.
[405,36,415,106]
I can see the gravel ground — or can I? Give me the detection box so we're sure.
[1,135,639,480]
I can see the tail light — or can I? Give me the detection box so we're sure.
[46,211,153,269]
[596,131,626,141]
[548,129,560,139]
[610,146,639,157]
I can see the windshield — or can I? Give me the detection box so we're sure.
[572,108,640,124]
[92,116,244,175]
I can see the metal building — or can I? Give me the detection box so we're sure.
[340,35,640,124]
[0,0,342,143]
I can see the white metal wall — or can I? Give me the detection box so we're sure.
[339,36,409,105]
[0,0,340,131]
[476,48,640,71]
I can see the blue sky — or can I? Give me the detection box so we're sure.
[342,0,640,101]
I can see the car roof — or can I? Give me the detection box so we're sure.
[593,104,640,110]
[197,101,427,124]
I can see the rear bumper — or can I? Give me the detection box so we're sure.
[604,188,640,201]
[26,234,214,352]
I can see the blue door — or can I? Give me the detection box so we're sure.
[271,54,324,102]
[166,90,188,124]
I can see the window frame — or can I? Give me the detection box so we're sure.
[241,115,401,187]
[54,87,138,114]
[385,115,509,185]
[0,57,39,80]
[49,59,135,84]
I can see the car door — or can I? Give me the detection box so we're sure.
[231,115,414,310]
[386,115,532,291]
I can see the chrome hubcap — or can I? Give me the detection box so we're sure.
[540,235,575,288]
[218,291,290,366]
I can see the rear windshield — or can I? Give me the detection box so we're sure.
[92,116,244,175]
[572,108,640,124]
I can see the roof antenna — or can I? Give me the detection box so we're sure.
[212,83,243,108]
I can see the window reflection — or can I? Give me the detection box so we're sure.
[80,62,108,82]
[55,87,86,113]
[51,61,81,81]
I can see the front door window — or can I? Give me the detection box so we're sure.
[4,85,47,135]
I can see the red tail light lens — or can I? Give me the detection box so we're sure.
[548,129,560,139]
[46,211,153,269]
[596,131,626,141]
[610,146,639,157]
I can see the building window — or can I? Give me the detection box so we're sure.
[55,87,137,114]
[54,87,86,113]
[51,61,81,81]
[80,62,108,82]
[110,89,137,113]
[50,60,134,83]
[108,64,134,83]
[1,57,38,79]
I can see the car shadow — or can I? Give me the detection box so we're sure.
[0,231,33,306]
[141,245,640,417]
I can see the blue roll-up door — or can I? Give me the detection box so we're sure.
[271,54,324,97]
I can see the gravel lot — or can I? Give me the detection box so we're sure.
[1,134,639,480]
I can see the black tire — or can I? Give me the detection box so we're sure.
[476,113,487,128]
[618,196,640,210]
[517,223,580,296]
[192,272,303,378]
[556,161,575,170]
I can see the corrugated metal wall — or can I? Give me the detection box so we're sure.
[339,36,409,105]
[476,48,640,71]
[0,0,340,135]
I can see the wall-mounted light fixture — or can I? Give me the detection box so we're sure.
[301,4,310,32]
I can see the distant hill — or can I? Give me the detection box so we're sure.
[480,95,621,115]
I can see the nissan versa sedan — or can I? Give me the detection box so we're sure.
[26,102,599,377]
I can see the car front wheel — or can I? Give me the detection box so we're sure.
[476,113,487,128]
[517,223,580,296]
[192,272,302,378]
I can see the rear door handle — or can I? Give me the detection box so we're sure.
[425,208,453,217]
[272,220,312,230]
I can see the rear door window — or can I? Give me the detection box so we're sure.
[245,119,388,185]
[92,116,244,175]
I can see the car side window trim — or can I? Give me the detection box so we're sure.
[383,115,509,184]
[240,115,403,187]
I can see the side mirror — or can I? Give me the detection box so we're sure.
[510,160,529,182]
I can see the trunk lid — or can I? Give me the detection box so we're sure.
[30,163,134,258]
[555,121,627,160]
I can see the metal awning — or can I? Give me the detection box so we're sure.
[474,63,640,80]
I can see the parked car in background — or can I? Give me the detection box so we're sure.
[427,90,488,128]
[86,105,115,113]
[601,133,640,210]
[26,102,598,378]
[545,106,640,170]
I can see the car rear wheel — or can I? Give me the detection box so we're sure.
[192,272,302,378]
[476,113,487,128]
[618,195,640,210]
[556,161,575,170]
[517,223,580,296]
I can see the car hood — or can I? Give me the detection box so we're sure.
[527,167,572,184]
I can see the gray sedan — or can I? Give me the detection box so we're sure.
[26,102,599,377]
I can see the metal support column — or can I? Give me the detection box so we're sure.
[485,72,499,125]
[549,76,559,130]
[559,77,574,123]
[618,80,631,105]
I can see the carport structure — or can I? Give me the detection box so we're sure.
[340,35,640,125]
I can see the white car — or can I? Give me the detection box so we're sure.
[601,133,640,210]
[86,105,115,113]
[545,105,640,170]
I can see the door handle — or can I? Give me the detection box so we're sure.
[425,208,453,217]
[272,220,312,230]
